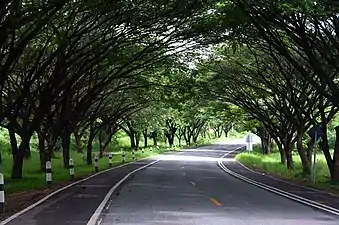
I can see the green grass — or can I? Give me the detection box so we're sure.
[236,145,339,192]
[4,146,168,195]
[1,129,221,196]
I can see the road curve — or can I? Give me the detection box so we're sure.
[4,144,339,225]
[94,144,338,225]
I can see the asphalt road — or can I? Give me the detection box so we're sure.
[4,144,339,225]
[97,144,338,225]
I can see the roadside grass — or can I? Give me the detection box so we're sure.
[236,145,339,192]
[4,146,169,195]
[2,130,220,196]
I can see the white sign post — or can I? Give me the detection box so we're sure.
[246,134,253,153]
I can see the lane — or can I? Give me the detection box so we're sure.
[97,144,339,225]
[3,158,159,225]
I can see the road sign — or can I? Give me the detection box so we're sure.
[246,134,253,152]
[246,134,254,143]
[307,125,325,184]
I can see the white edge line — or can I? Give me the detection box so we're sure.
[86,160,160,225]
[217,146,339,216]
[0,156,158,225]
[236,160,336,196]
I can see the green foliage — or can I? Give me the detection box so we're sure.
[236,145,333,188]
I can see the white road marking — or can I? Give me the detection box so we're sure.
[86,160,160,225]
[236,160,337,196]
[0,158,157,225]
[217,146,339,216]
[190,181,196,186]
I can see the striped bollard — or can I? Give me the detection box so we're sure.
[150,147,152,152]
[122,152,126,163]
[142,148,144,154]
[132,150,135,161]
[46,161,52,185]
[94,154,99,172]
[69,159,74,180]
[109,153,113,167]
[0,173,4,213]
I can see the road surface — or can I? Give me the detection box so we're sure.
[4,144,339,225]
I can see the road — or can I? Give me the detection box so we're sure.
[4,144,339,225]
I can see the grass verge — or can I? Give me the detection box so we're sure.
[4,146,169,196]
[236,145,339,194]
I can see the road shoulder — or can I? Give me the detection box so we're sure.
[220,147,339,214]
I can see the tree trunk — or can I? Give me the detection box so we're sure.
[276,141,286,165]
[151,131,157,146]
[224,126,229,138]
[143,129,148,148]
[74,130,82,153]
[86,123,95,165]
[61,132,71,168]
[11,135,30,179]
[129,132,136,149]
[284,142,294,169]
[99,133,114,158]
[319,127,334,177]
[331,126,339,183]
[38,131,46,172]
[296,133,310,174]
[24,144,31,159]
[135,133,140,150]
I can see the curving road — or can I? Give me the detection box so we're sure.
[95,144,338,225]
[3,144,339,225]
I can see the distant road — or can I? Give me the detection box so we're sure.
[4,143,339,225]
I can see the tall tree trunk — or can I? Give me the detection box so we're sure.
[129,132,136,149]
[99,132,114,158]
[24,144,31,159]
[283,142,294,169]
[38,130,47,172]
[11,135,30,179]
[177,135,182,147]
[224,127,229,138]
[276,141,286,165]
[61,132,71,168]
[331,126,339,183]
[319,127,334,177]
[86,122,95,165]
[135,133,140,150]
[73,130,82,153]
[296,133,310,174]
[152,131,157,146]
[143,129,148,148]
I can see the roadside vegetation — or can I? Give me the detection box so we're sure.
[236,145,339,192]
[1,0,339,211]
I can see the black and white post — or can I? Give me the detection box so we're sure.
[46,161,52,185]
[132,150,135,161]
[122,151,126,163]
[109,153,113,167]
[0,173,4,213]
[94,154,99,172]
[69,159,74,180]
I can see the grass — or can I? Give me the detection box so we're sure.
[4,147,168,195]
[236,145,339,192]
[1,128,220,196]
